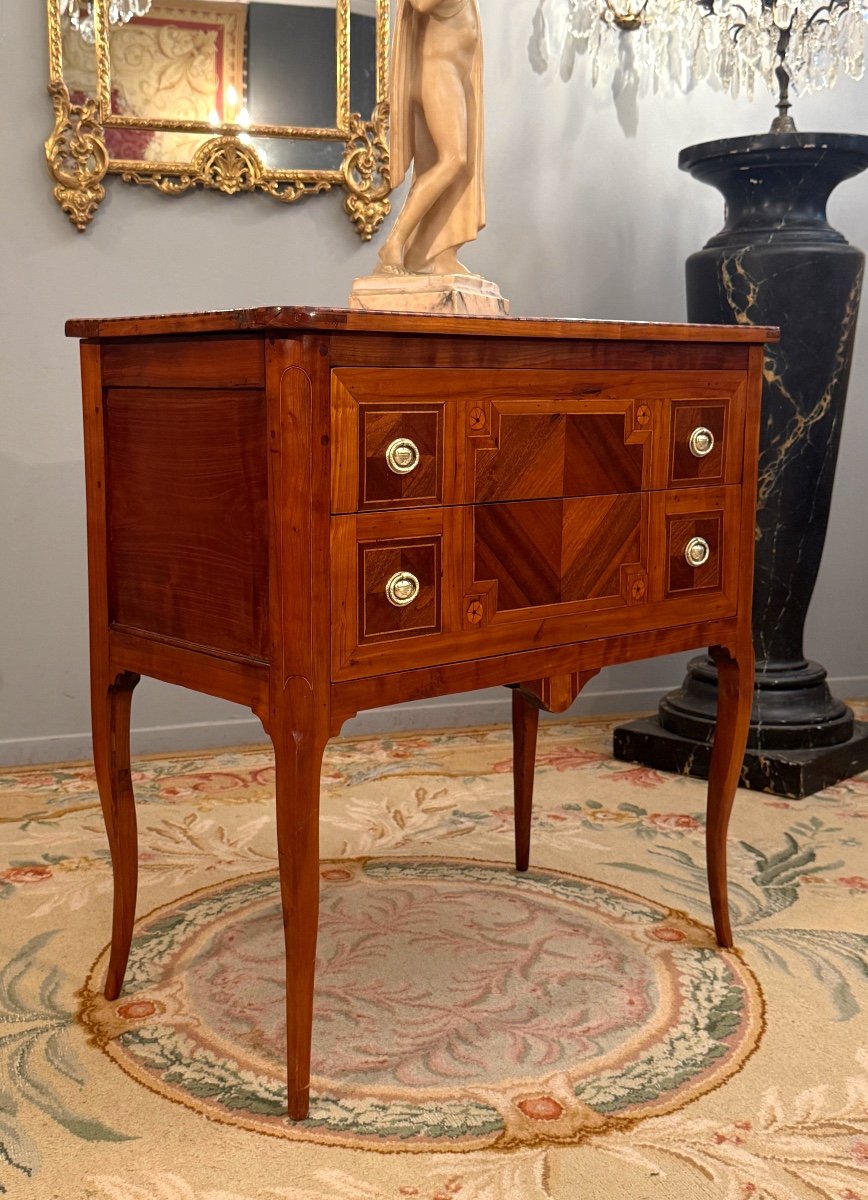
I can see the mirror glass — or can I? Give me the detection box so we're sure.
[50,0,388,233]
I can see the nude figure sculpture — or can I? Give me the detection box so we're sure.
[377,0,485,276]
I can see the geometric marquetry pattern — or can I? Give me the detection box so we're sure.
[473,495,643,611]
[670,402,727,485]
[360,406,442,508]
[666,514,722,595]
[474,412,645,503]
[358,538,441,641]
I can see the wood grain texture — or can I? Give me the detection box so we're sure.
[332,368,746,513]
[511,670,599,872]
[108,628,268,715]
[707,641,755,947]
[93,671,141,1000]
[669,401,728,485]
[360,407,443,509]
[101,337,265,389]
[106,388,269,658]
[511,690,539,874]
[330,618,743,723]
[262,336,334,1122]
[81,343,142,1000]
[66,306,779,342]
[331,487,742,681]
[359,539,441,640]
[73,309,770,1119]
[474,495,643,610]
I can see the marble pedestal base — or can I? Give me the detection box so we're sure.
[613,715,868,799]
[349,272,509,316]
[614,132,868,800]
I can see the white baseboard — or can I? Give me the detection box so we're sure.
[1,677,866,767]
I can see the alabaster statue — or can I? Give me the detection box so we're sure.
[350,0,508,314]
[378,0,484,276]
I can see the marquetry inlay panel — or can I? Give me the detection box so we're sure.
[472,411,645,502]
[358,538,441,641]
[359,406,444,509]
[473,495,643,611]
[670,401,729,486]
[666,513,723,595]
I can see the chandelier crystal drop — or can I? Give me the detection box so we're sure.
[531,0,868,125]
[61,0,154,43]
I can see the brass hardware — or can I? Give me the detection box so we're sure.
[46,0,391,235]
[386,571,420,607]
[684,537,711,567]
[385,438,420,475]
[689,427,715,458]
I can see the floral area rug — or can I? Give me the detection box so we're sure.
[1,708,867,1199]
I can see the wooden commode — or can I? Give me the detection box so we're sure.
[67,307,776,1121]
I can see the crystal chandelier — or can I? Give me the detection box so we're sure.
[61,0,154,43]
[531,0,868,127]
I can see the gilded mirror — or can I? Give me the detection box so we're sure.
[46,0,391,237]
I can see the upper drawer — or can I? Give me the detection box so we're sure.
[330,368,746,513]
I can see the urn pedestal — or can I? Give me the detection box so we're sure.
[614,132,868,798]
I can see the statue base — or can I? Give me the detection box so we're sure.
[349,272,509,317]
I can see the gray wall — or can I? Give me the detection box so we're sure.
[2,2,867,764]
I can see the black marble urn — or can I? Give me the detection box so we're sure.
[615,132,868,798]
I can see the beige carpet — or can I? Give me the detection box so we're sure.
[1,710,867,1199]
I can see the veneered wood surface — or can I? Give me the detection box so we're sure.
[329,617,743,723]
[331,368,746,513]
[473,494,643,609]
[66,305,778,342]
[101,337,265,389]
[359,539,441,640]
[108,628,268,715]
[105,388,269,659]
[74,309,768,1122]
[330,486,740,680]
[359,406,444,509]
[332,335,755,374]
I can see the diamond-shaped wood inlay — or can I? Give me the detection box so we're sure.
[473,495,643,612]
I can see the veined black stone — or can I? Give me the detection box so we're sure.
[614,132,868,799]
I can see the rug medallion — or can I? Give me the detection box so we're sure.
[79,856,763,1151]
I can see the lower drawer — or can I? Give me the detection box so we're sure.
[330,486,741,681]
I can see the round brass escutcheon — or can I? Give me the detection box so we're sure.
[684,537,711,568]
[385,571,420,607]
[385,438,421,475]
[688,427,715,458]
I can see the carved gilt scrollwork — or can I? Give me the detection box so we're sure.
[342,102,391,241]
[46,0,392,237]
[45,80,109,232]
[120,137,336,204]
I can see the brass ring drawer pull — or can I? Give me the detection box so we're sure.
[684,536,711,567]
[689,427,715,458]
[385,438,421,475]
[385,571,420,607]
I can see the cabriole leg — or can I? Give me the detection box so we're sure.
[92,670,141,1000]
[707,642,755,947]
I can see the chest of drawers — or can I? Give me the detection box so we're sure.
[67,306,774,1120]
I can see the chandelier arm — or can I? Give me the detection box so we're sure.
[772,19,796,132]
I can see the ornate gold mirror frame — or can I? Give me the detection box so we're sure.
[46,0,391,238]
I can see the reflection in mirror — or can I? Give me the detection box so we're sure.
[48,0,389,234]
